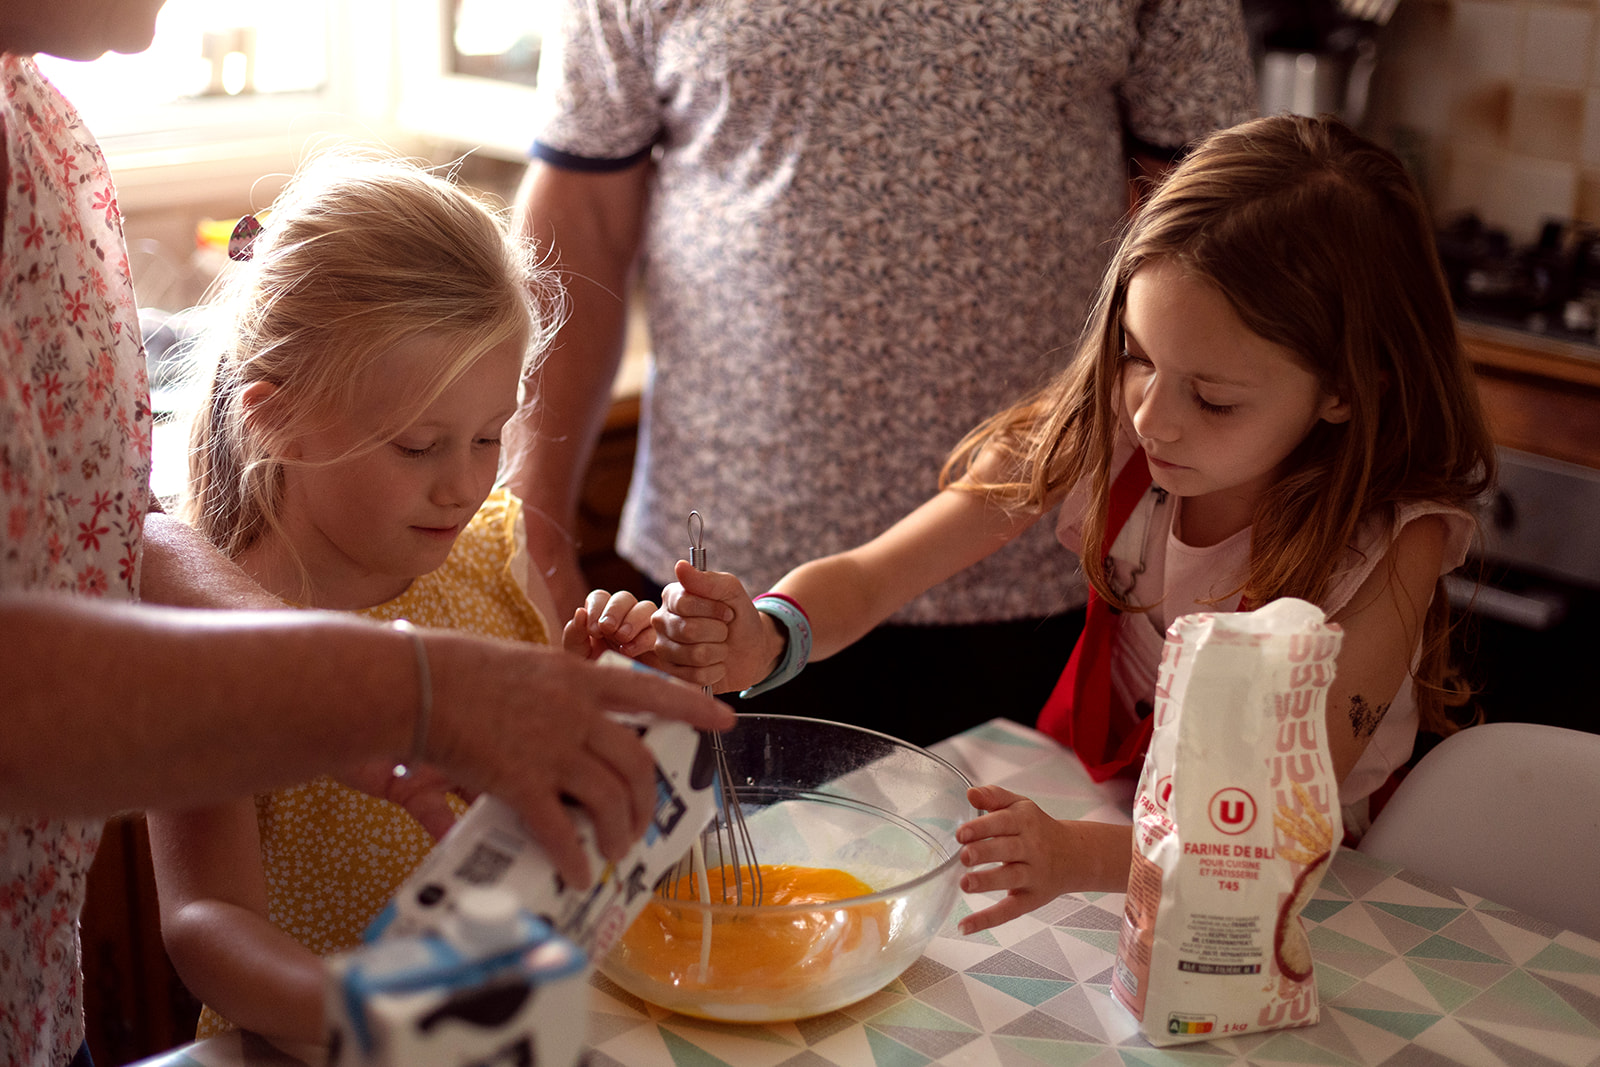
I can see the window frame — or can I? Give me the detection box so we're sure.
[76,0,536,213]
[392,0,542,161]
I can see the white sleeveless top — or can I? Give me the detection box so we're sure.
[1058,438,1475,836]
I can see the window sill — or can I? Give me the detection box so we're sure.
[104,122,431,213]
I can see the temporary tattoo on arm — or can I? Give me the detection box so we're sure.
[1347,694,1389,740]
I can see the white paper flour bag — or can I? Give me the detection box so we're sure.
[1112,598,1343,1045]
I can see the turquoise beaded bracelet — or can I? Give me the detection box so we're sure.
[740,593,813,698]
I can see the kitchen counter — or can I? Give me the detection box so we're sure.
[133,718,1600,1067]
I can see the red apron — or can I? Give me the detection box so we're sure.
[1036,453,1157,782]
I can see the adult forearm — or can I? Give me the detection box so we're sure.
[511,336,622,614]
[0,594,410,815]
[3,591,733,886]
[509,300,621,540]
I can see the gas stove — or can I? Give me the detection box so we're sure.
[1429,218,1600,740]
[1437,214,1600,356]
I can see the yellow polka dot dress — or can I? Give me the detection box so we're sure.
[196,489,550,1036]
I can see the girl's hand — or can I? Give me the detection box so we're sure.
[956,784,1080,935]
[336,761,462,840]
[563,589,659,662]
[652,559,773,691]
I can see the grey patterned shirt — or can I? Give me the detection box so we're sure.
[534,0,1254,624]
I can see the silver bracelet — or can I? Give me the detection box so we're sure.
[390,619,432,779]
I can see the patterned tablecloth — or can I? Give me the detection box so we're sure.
[138,718,1600,1067]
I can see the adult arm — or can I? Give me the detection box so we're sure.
[0,594,731,885]
[143,507,463,836]
[507,158,652,616]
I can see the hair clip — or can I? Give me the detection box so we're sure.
[228,214,262,262]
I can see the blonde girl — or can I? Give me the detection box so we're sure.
[147,153,652,1048]
[645,114,1497,934]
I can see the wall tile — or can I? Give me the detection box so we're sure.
[1583,88,1600,166]
[1498,154,1580,239]
[1524,5,1594,87]
[1436,143,1579,242]
[1451,1,1525,84]
[1508,84,1584,159]
[1438,140,1505,223]
[1450,80,1516,146]
[1365,0,1600,237]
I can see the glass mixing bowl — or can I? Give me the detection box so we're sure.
[601,714,975,1022]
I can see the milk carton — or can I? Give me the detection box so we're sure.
[327,888,587,1067]
[333,654,721,1064]
[366,710,717,960]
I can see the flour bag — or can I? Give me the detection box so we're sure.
[1112,598,1342,1045]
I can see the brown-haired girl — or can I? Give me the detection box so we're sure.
[647,114,1496,935]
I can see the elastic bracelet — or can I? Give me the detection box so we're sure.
[740,593,812,698]
[390,619,432,779]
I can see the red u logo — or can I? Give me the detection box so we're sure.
[1208,787,1258,835]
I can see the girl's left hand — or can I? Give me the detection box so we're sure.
[955,784,1079,935]
[563,588,659,662]
[336,761,461,840]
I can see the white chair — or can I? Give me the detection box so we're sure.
[1359,721,1600,942]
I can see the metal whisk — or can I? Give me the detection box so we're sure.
[660,511,764,906]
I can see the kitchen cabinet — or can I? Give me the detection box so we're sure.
[1451,321,1600,741]
[1461,321,1600,469]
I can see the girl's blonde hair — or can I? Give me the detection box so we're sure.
[182,152,561,564]
[946,114,1496,734]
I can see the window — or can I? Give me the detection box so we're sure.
[31,1,557,212]
[35,1,553,209]
[36,0,330,139]
[452,0,544,86]
[394,0,550,159]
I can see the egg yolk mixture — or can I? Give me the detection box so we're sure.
[618,864,888,992]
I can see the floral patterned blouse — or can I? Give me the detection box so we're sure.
[0,55,151,1067]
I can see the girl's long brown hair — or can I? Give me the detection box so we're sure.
[945,114,1496,734]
